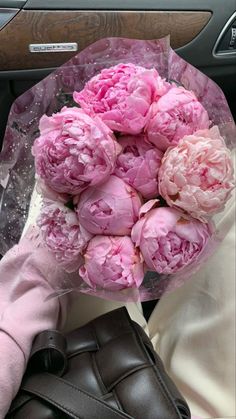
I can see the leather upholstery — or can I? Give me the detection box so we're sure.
[8,307,191,419]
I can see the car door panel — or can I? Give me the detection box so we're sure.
[0,10,212,71]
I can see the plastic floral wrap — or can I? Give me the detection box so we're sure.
[0,37,235,302]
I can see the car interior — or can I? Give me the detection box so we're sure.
[0,0,236,317]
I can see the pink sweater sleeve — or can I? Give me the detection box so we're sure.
[0,228,68,418]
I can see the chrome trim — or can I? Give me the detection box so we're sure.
[29,42,78,53]
[213,11,236,57]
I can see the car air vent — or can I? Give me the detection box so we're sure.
[213,12,236,56]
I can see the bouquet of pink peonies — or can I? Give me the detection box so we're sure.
[0,37,235,301]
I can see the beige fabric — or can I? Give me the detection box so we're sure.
[64,292,148,333]
[148,204,236,419]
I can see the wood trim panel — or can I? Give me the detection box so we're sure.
[0,10,211,71]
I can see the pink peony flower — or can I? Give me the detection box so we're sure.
[32,107,121,195]
[75,175,142,235]
[114,135,163,199]
[37,200,92,272]
[146,86,210,151]
[79,235,144,291]
[73,63,169,135]
[131,203,213,274]
[159,126,235,221]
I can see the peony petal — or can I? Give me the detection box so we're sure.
[79,235,144,291]
[139,199,160,218]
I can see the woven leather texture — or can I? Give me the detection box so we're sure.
[9,308,191,419]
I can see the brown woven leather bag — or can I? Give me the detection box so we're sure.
[8,307,191,419]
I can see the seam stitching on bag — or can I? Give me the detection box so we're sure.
[112,388,124,412]
[107,364,150,392]
[91,351,107,394]
[130,320,181,418]
[151,367,182,418]
[91,322,100,347]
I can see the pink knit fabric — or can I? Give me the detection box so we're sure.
[0,228,68,418]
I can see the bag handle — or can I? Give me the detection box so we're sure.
[28,329,68,376]
[9,330,133,419]
[20,372,134,419]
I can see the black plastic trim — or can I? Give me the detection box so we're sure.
[23,0,219,11]
[0,0,26,8]
[0,68,55,80]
